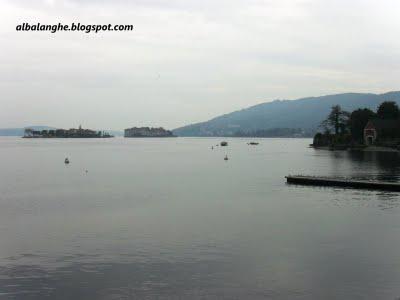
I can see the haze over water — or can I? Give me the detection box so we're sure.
[1,137,400,299]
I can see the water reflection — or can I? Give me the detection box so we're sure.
[323,149,400,182]
[0,258,241,300]
[2,242,400,300]
[2,138,400,299]
[347,151,400,181]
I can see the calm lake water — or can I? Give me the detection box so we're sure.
[1,137,400,299]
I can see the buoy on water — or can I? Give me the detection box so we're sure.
[64,158,70,164]
[224,155,229,161]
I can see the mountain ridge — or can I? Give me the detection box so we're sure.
[173,91,400,136]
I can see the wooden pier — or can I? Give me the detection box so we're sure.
[285,175,400,191]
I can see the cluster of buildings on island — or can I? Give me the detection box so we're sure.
[24,125,113,138]
[23,125,175,138]
[124,127,174,137]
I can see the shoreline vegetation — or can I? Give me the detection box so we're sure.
[312,145,400,152]
[311,101,400,152]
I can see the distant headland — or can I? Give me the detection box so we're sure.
[23,125,113,138]
[172,91,400,137]
[124,127,175,138]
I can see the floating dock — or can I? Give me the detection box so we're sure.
[285,175,400,191]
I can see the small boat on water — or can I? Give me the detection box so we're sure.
[64,158,70,164]
[248,142,259,145]
[220,141,228,146]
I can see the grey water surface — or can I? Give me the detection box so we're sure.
[0,137,400,299]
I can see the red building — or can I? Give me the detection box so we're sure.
[364,119,400,145]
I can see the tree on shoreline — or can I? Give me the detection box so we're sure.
[320,105,350,135]
[377,101,400,119]
[349,108,376,142]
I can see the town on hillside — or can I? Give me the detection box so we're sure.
[313,101,400,150]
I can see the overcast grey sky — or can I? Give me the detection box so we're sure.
[1,0,399,130]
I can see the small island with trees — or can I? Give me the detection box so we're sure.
[23,125,113,138]
[313,101,400,151]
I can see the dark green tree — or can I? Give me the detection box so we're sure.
[320,105,350,135]
[377,101,399,119]
[349,108,376,142]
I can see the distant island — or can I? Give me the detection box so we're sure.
[23,125,113,138]
[124,127,175,138]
